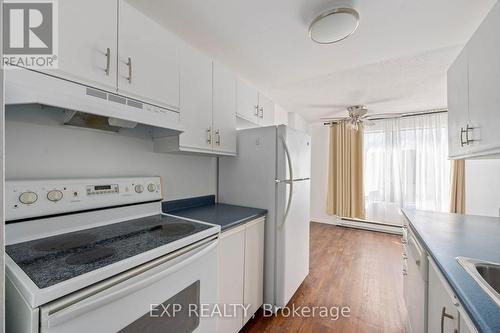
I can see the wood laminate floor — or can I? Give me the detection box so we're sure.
[241,222,406,333]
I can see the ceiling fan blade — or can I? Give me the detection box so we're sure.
[362,119,375,126]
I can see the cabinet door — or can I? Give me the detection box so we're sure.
[243,219,265,325]
[428,260,459,333]
[213,62,237,155]
[236,79,260,124]
[447,48,469,158]
[45,0,117,91]
[258,93,275,126]
[467,1,500,155]
[118,0,180,109]
[178,42,213,152]
[217,226,245,333]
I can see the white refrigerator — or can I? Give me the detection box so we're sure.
[219,125,311,310]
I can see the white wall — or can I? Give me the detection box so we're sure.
[274,105,289,125]
[466,159,500,217]
[288,112,310,134]
[5,105,217,201]
[309,123,340,224]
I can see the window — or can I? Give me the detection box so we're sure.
[363,113,450,225]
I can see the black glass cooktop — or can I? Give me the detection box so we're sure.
[6,215,213,289]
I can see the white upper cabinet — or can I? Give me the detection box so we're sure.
[447,49,470,158]
[118,0,180,110]
[447,0,500,159]
[467,1,500,157]
[236,79,260,123]
[178,42,213,152]
[258,93,275,127]
[47,0,118,91]
[154,46,237,155]
[213,62,237,155]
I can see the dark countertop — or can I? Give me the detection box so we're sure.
[403,209,500,333]
[163,195,267,231]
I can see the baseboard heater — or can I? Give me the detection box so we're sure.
[339,217,402,234]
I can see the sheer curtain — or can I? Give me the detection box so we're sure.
[363,113,450,225]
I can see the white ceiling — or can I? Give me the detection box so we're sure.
[130,0,497,122]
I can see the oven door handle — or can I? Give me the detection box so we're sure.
[41,238,219,329]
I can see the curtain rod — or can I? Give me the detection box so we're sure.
[323,108,448,126]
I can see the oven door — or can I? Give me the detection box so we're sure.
[40,236,218,333]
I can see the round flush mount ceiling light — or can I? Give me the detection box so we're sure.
[308,7,360,44]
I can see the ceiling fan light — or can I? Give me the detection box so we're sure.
[309,8,360,44]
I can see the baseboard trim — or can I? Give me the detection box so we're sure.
[311,218,402,235]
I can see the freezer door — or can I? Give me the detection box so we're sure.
[277,125,311,181]
[275,179,310,308]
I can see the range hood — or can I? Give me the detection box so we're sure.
[5,69,185,135]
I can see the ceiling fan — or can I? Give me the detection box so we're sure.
[320,104,400,131]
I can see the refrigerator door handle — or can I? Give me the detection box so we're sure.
[279,135,294,229]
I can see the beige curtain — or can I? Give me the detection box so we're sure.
[450,159,466,214]
[326,121,365,219]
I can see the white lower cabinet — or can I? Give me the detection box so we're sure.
[428,258,459,333]
[217,225,246,333]
[427,257,479,333]
[217,217,265,333]
[243,219,265,325]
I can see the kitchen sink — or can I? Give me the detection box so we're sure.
[457,257,500,306]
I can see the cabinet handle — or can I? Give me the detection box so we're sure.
[460,127,467,147]
[215,129,221,146]
[126,57,132,83]
[259,106,264,118]
[255,105,260,116]
[104,48,111,76]
[206,127,212,144]
[465,124,476,145]
[440,306,455,333]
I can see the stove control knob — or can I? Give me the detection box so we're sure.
[47,190,63,202]
[147,184,156,192]
[134,184,144,193]
[19,191,38,205]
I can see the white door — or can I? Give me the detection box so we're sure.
[447,49,470,158]
[178,42,213,152]
[258,94,275,126]
[236,79,259,124]
[213,62,237,155]
[217,226,245,333]
[275,179,310,308]
[44,0,117,91]
[243,219,265,324]
[118,0,180,109]
[467,1,500,154]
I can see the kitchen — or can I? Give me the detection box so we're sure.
[1,0,500,332]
